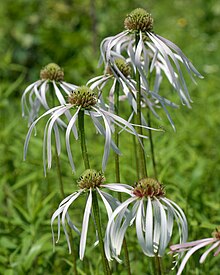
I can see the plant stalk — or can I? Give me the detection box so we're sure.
[78,109,111,275]
[147,110,158,180]
[51,83,78,275]
[135,33,148,179]
[114,81,131,275]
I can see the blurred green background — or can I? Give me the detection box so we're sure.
[0,0,220,274]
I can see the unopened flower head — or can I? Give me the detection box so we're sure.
[40,63,64,82]
[78,169,105,189]
[124,8,153,32]
[104,179,188,261]
[106,58,131,78]
[170,226,220,275]
[68,86,97,109]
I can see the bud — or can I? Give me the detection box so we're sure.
[124,8,153,32]
[68,86,97,108]
[40,63,64,81]
[133,178,165,198]
[78,169,105,189]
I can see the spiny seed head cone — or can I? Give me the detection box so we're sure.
[68,86,97,108]
[133,178,165,198]
[78,169,105,189]
[40,63,64,81]
[106,59,131,78]
[124,8,153,32]
[212,227,220,240]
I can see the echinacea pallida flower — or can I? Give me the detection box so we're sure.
[51,170,120,260]
[24,86,150,173]
[170,227,220,275]
[100,8,203,108]
[104,178,188,262]
[88,57,178,129]
[21,63,77,126]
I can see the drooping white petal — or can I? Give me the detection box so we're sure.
[145,197,154,256]
[24,105,65,160]
[65,106,81,171]
[199,241,219,263]
[136,199,148,254]
[53,81,66,105]
[175,240,214,275]
[92,106,112,171]
[80,189,93,260]
[102,183,133,195]
[104,197,137,261]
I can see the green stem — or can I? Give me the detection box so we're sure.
[147,110,158,180]
[78,110,90,170]
[154,256,163,275]
[51,83,78,275]
[135,33,148,179]
[114,81,131,275]
[92,191,111,275]
[78,109,111,275]
[54,147,65,198]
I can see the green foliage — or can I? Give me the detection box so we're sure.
[0,0,220,274]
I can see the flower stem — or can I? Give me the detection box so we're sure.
[78,110,90,170]
[114,81,131,275]
[92,191,111,275]
[78,110,111,275]
[147,110,158,180]
[154,256,163,275]
[114,81,121,185]
[54,147,65,198]
[51,84,78,275]
[135,33,148,179]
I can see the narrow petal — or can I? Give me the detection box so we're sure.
[199,241,219,263]
[80,189,93,260]
[176,240,214,275]
[145,198,154,256]
[65,106,81,171]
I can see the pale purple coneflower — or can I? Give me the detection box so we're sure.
[21,63,77,126]
[170,227,220,275]
[24,85,152,173]
[51,169,120,260]
[100,8,203,109]
[89,57,179,129]
[104,178,188,262]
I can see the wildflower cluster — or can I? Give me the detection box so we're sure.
[20,7,216,275]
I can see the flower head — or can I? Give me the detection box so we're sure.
[51,170,120,260]
[124,8,153,32]
[99,8,203,128]
[104,178,188,261]
[21,62,77,126]
[24,85,150,173]
[170,227,220,275]
[40,63,64,81]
